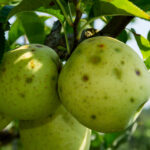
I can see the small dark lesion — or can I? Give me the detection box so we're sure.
[120,60,125,65]
[135,69,141,76]
[19,93,25,98]
[98,44,105,48]
[31,48,36,52]
[51,76,56,81]
[25,77,33,83]
[115,48,121,53]
[82,74,89,82]
[130,97,135,103]
[89,56,101,65]
[91,115,96,120]
[113,68,122,80]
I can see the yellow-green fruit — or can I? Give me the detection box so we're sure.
[0,114,11,131]
[58,36,150,133]
[0,44,60,120]
[19,105,91,150]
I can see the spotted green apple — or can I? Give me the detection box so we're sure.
[19,105,91,150]
[58,36,150,133]
[0,44,60,120]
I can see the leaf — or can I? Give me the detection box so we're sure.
[92,0,150,20]
[117,30,128,43]
[0,5,13,23]
[147,30,150,42]
[8,18,24,45]
[144,56,150,69]
[131,0,150,12]
[17,11,45,44]
[37,7,65,23]
[131,29,150,59]
[8,0,56,18]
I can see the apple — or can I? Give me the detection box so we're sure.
[19,105,91,150]
[0,114,11,131]
[0,44,60,120]
[58,36,150,133]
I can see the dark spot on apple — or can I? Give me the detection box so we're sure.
[82,74,89,82]
[130,97,135,103]
[140,86,143,89]
[31,49,36,52]
[104,95,108,99]
[2,67,6,72]
[121,60,125,65]
[91,115,96,119]
[49,114,53,118]
[51,76,56,81]
[19,93,25,98]
[90,56,101,64]
[36,45,42,48]
[135,69,141,76]
[115,48,121,52]
[25,77,33,83]
[113,68,122,80]
[98,44,104,48]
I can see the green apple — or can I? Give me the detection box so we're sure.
[19,105,91,150]
[58,36,150,133]
[0,114,11,131]
[0,44,60,120]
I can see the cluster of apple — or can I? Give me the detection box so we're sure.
[0,36,150,150]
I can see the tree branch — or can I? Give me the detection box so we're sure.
[0,130,19,146]
[45,16,134,60]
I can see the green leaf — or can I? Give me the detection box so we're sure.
[131,29,150,59]
[8,18,24,45]
[92,0,150,20]
[144,56,150,69]
[117,30,128,43]
[0,5,13,23]
[147,30,150,42]
[8,0,56,18]
[131,0,150,12]
[37,7,65,23]
[17,11,45,44]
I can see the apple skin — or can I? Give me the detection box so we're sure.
[0,44,60,120]
[58,36,150,133]
[19,105,91,150]
[0,114,11,131]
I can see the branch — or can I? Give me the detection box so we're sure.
[72,0,82,51]
[45,16,133,60]
[0,130,19,146]
[80,16,134,41]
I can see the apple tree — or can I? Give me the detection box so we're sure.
[0,0,150,150]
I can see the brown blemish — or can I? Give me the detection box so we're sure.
[130,97,135,103]
[82,74,89,82]
[31,49,36,52]
[2,67,6,72]
[90,56,101,64]
[25,77,33,83]
[19,93,25,98]
[135,69,141,76]
[98,44,105,48]
[30,60,35,69]
[113,68,122,80]
[91,115,96,119]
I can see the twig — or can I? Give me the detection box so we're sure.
[0,130,19,146]
[72,0,82,51]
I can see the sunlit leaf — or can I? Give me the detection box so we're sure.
[17,11,45,44]
[92,0,150,20]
